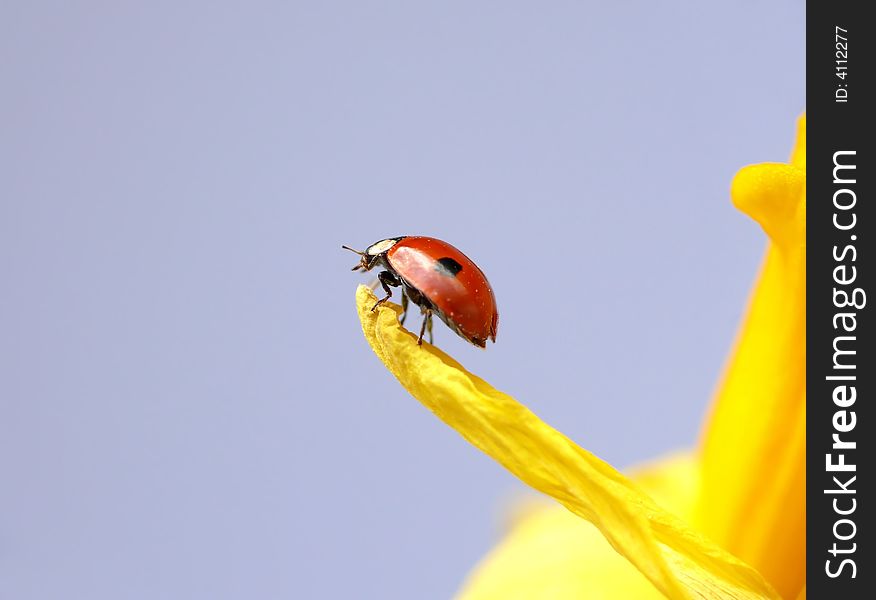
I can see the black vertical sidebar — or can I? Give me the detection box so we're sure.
[807,2,873,598]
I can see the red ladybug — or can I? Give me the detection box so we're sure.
[343,236,498,347]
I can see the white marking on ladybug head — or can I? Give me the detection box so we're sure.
[366,238,399,256]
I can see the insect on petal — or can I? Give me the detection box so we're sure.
[356,285,779,600]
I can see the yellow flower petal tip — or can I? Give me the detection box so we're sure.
[355,285,781,600]
[732,115,806,251]
[355,284,457,367]
[732,163,805,250]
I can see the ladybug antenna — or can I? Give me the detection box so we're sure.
[342,245,368,271]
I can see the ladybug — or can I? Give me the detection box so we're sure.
[343,236,498,347]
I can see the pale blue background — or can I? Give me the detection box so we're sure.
[1,2,803,599]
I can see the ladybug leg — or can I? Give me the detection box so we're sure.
[417,309,433,346]
[400,291,409,326]
[372,271,401,311]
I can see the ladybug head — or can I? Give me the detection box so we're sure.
[341,245,376,272]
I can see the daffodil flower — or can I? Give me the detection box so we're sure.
[355,116,806,600]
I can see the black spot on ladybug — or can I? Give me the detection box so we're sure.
[435,257,463,277]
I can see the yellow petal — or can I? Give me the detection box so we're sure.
[696,116,806,599]
[356,286,779,600]
[731,163,805,253]
[459,504,666,600]
[789,113,806,170]
[458,454,699,600]
[630,453,701,520]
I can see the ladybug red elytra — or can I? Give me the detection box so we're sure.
[344,236,498,348]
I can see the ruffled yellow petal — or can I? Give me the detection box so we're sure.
[357,286,779,600]
[697,116,806,599]
[458,454,699,600]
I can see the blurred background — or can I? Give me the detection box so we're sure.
[1,2,803,598]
